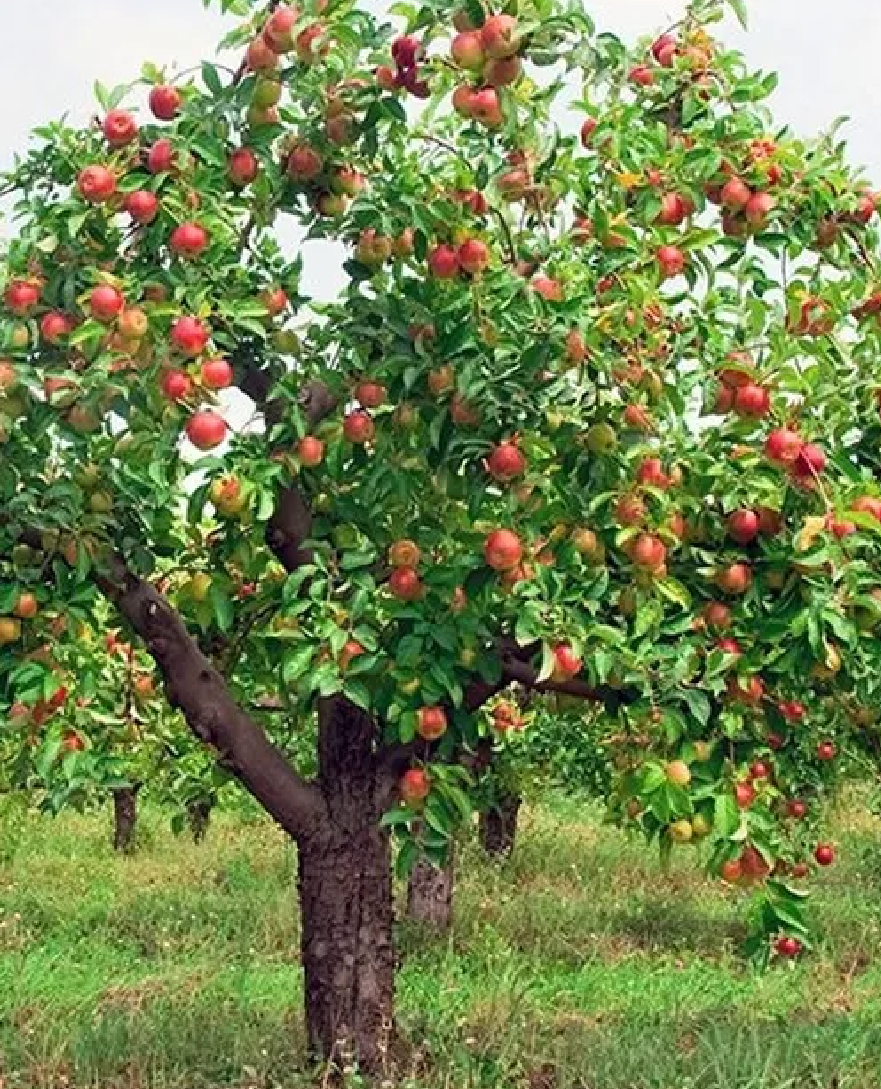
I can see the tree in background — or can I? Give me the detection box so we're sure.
[2,0,881,1069]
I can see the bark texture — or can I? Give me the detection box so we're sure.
[297,696,397,1072]
[112,785,140,853]
[406,851,455,932]
[479,792,521,859]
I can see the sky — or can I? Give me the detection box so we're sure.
[2,0,880,303]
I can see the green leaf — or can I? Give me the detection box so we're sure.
[202,62,224,96]
[726,0,749,28]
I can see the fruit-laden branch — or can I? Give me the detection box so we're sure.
[4,518,324,841]
[235,355,338,574]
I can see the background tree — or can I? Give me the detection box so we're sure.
[2,0,881,1071]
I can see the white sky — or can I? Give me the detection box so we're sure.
[2,0,880,304]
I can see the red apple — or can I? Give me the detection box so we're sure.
[428,244,461,279]
[228,148,259,187]
[487,442,526,482]
[172,316,211,357]
[146,139,176,174]
[401,767,430,805]
[149,84,181,120]
[298,436,324,466]
[343,410,375,443]
[89,284,125,323]
[416,705,447,741]
[102,109,138,147]
[125,190,160,224]
[170,221,210,258]
[814,843,834,867]
[388,566,422,601]
[78,165,117,203]
[201,357,233,389]
[4,279,41,316]
[186,410,228,450]
[727,509,760,546]
[484,529,523,571]
[161,369,193,401]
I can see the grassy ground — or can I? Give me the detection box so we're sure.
[1,789,881,1089]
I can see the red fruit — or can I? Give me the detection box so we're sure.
[657,193,687,226]
[247,35,279,70]
[388,566,422,601]
[716,637,742,658]
[228,148,259,188]
[480,13,520,59]
[727,509,760,546]
[170,221,210,258]
[264,4,299,51]
[616,493,647,526]
[532,275,562,301]
[416,705,447,741]
[629,64,655,86]
[298,436,324,466]
[580,117,597,147]
[657,245,685,279]
[716,563,752,595]
[720,177,752,210]
[172,316,211,357]
[651,33,677,66]
[149,84,181,120]
[201,357,233,390]
[720,859,743,883]
[749,760,770,780]
[147,139,176,174]
[401,768,431,806]
[261,286,289,316]
[727,674,764,706]
[734,781,756,809]
[702,601,731,630]
[631,533,666,571]
[766,732,785,751]
[635,457,669,490]
[816,740,836,761]
[745,191,776,226]
[826,514,856,539]
[791,442,826,480]
[487,442,526,482]
[765,427,803,465]
[186,410,227,450]
[161,369,193,401]
[125,190,160,224]
[77,165,116,203]
[623,404,653,431]
[458,238,490,275]
[775,936,802,957]
[287,144,323,181]
[343,410,375,443]
[4,279,41,316]
[814,844,834,867]
[89,284,125,323]
[470,86,502,125]
[451,30,485,69]
[756,506,783,537]
[484,529,523,571]
[787,799,808,820]
[484,55,521,86]
[102,109,138,148]
[40,311,73,345]
[851,495,881,522]
[791,862,809,879]
[552,643,582,681]
[732,383,770,418]
[391,34,421,66]
[778,700,806,722]
[428,244,461,279]
[353,380,385,409]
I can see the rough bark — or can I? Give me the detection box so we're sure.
[405,850,455,932]
[479,792,521,859]
[186,796,214,843]
[297,696,397,1072]
[112,784,140,853]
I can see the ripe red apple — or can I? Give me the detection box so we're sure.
[298,436,324,466]
[816,740,836,761]
[702,601,731,630]
[727,674,764,706]
[161,369,193,401]
[580,117,597,147]
[353,380,385,408]
[734,781,756,809]
[416,705,447,741]
[787,798,808,820]
[428,365,455,397]
[480,13,520,58]
[78,165,117,203]
[149,84,181,120]
[401,767,430,806]
[170,221,210,258]
[451,30,484,69]
[172,316,211,357]
[14,592,38,619]
[125,190,160,224]
[749,760,770,780]
[228,147,259,188]
[716,562,752,595]
[4,279,41,316]
[487,442,526,482]
[532,275,562,301]
[745,191,776,226]
[635,457,669,489]
[484,529,523,571]
[616,493,647,526]
[260,286,289,316]
[623,404,653,431]
[720,859,743,883]
[89,284,125,323]
[814,843,834,867]
[343,410,375,443]
[146,139,176,174]
[765,427,803,465]
[791,442,826,481]
[631,533,666,571]
[727,509,760,546]
[720,177,751,210]
[775,936,802,957]
[428,244,460,279]
[452,84,478,117]
[102,110,138,149]
[851,495,881,522]
[201,357,233,390]
[247,35,279,71]
[552,643,582,681]
[657,193,687,226]
[732,383,770,418]
[40,311,73,345]
[388,566,422,601]
[458,237,490,275]
[186,410,228,450]
[470,86,502,126]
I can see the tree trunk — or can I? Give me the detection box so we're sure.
[405,850,455,932]
[296,696,397,1072]
[186,796,213,843]
[112,785,140,853]
[479,792,521,859]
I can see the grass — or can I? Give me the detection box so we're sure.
[1,788,881,1089]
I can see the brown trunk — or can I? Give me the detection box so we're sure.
[405,850,455,932]
[479,792,521,858]
[297,696,396,1072]
[186,796,213,843]
[112,785,140,853]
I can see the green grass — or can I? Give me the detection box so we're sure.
[1,789,881,1088]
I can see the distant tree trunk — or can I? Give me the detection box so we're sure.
[405,848,455,932]
[479,791,521,858]
[186,795,214,843]
[112,784,140,853]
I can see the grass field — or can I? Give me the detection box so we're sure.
[1,788,880,1089]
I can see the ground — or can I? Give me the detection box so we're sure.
[1,788,880,1089]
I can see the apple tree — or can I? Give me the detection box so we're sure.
[2,0,881,1067]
